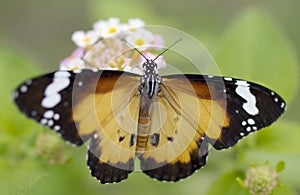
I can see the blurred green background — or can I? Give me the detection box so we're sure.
[0,0,299,194]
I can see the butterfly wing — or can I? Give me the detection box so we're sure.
[13,70,141,183]
[14,71,88,145]
[139,75,213,181]
[14,69,286,183]
[161,74,286,150]
[139,74,285,181]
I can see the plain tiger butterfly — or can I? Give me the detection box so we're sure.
[13,42,285,184]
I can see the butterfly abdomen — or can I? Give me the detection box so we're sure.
[136,116,151,153]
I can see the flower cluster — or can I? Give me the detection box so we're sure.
[244,164,279,195]
[36,132,68,164]
[60,18,166,74]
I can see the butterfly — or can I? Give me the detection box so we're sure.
[13,47,285,184]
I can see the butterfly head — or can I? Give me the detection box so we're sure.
[142,59,158,75]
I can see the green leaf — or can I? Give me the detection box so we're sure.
[255,121,300,154]
[0,47,48,194]
[214,8,298,103]
[236,177,245,187]
[272,184,297,195]
[0,47,41,135]
[276,161,285,173]
[207,170,248,195]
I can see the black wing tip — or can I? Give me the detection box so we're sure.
[211,77,286,150]
[209,102,286,151]
[12,74,88,147]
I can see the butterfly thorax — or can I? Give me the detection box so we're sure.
[140,59,162,98]
[137,60,162,153]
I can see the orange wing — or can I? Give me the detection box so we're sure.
[14,70,141,183]
[139,74,222,181]
[139,74,285,181]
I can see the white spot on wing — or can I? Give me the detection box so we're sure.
[47,120,54,127]
[235,80,259,115]
[93,133,98,139]
[53,113,60,120]
[42,95,61,109]
[43,110,54,118]
[44,77,70,96]
[247,118,255,125]
[55,71,71,78]
[41,119,48,125]
[12,91,19,99]
[31,110,37,117]
[42,71,71,108]
[236,80,249,87]
[26,80,32,85]
[224,77,232,81]
[54,125,61,131]
[20,85,28,93]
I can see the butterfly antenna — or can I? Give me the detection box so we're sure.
[121,39,149,61]
[153,38,183,61]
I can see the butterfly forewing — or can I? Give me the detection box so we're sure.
[162,74,286,150]
[14,70,142,183]
[14,71,90,145]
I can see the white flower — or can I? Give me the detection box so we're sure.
[125,18,145,32]
[60,57,85,71]
[61,17,167,73]
[150,34,165,50]
[93,17,125,38]
[83,39,128,69]
[71,30,99,48]
[126,29,154,50]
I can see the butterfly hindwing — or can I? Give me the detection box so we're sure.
[81,71,141,183]
[87,134,135,184]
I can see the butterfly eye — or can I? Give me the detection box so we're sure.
[153,63,158,71]
[142,62,151,70]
